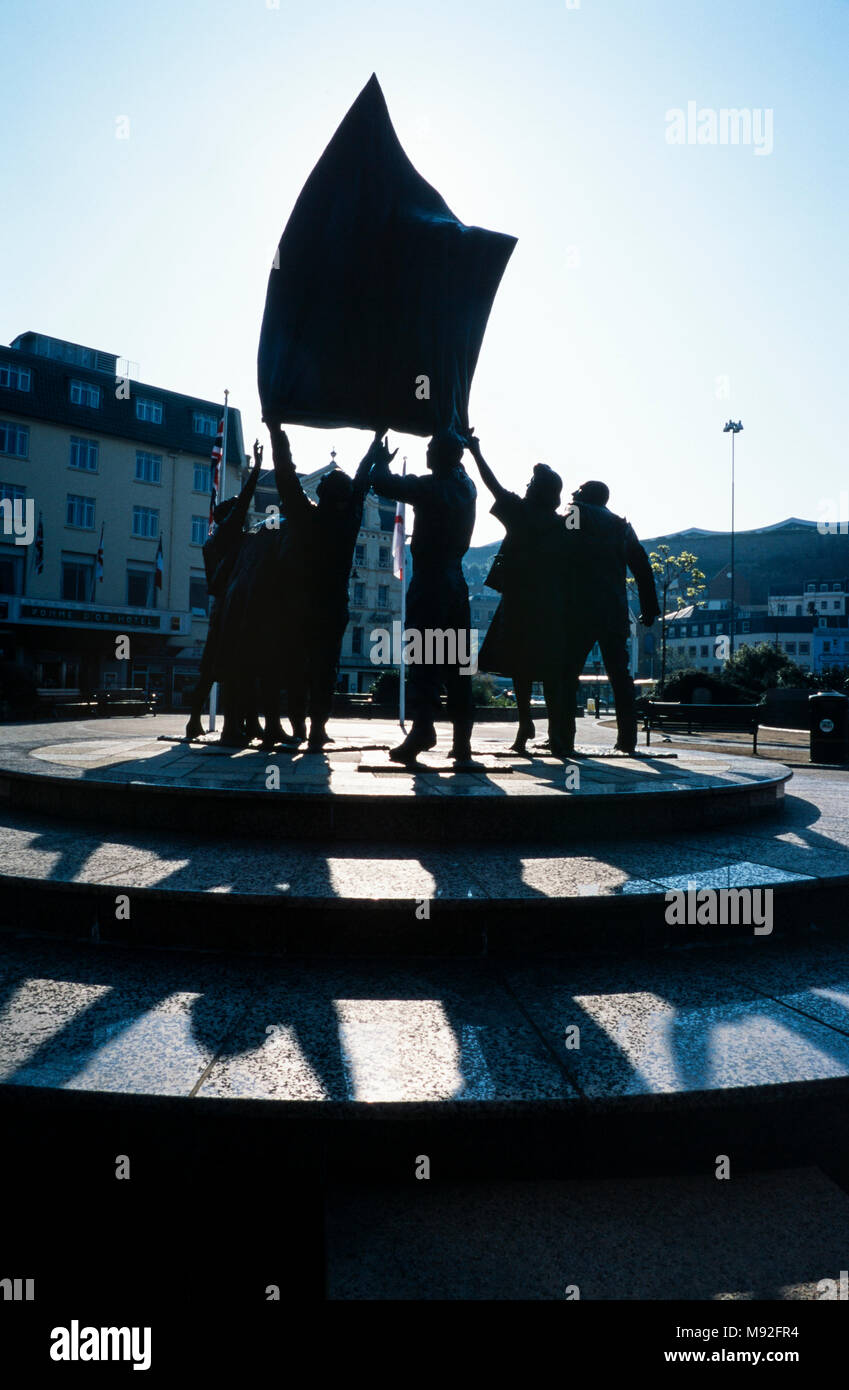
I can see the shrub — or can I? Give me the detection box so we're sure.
[370,668,400,704]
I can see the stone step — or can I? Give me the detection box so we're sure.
[4,937,849,1182]
[326,1167,849,1300]
[0,718,791,841]
[1,757,847,952]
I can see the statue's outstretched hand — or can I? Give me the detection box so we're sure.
[368,433,398,469]
[253,439,264,468]
[464,430,483,462]
[266,422,292,468]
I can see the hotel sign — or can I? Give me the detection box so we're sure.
[20,603,162,630]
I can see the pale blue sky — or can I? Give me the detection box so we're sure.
[2,0,847,544]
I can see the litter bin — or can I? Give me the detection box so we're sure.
[809,691,849,764]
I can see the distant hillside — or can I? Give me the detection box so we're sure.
[464,518,849,603]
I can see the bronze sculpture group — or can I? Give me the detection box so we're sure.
[187,420,660,764]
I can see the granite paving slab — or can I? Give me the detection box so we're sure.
[5,939,849,1106]
[500,953,849,1096]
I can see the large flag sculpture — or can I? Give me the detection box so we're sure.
[258,74,517,437]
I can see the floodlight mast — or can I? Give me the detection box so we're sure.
[723,421,744,655]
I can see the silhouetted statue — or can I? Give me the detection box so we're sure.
[185,441,263,740]
[213,515,292,748]
[266,420,382,750]
[466,435,570,755]
[370,430,478,766]
[564,481,659,755]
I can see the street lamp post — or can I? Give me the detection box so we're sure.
[723,421,744,655]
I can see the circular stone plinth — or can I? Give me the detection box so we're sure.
[0,717,791,842]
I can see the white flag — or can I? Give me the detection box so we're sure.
[392,458,406,579]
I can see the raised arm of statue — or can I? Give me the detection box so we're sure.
[353,432,393,499]
[265,420,310,521]
[464,431,506,502]
[370,436,421,502]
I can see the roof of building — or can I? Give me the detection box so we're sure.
[2,333,246,464]
[658,518,820,539]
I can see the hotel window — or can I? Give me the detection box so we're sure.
[132,506,159,539]
[192,412,217,436]
[0,481,26,504]
[820,583,828,592]
[61,553,94,601]
[785,642,796,654]
[0,420,28,457]
[69,379,101,408]
[378,584,389,607]
[0,362,31,391]
[352,626,364,655]
[834,601,841,611]
[69,436,99,471]
[191,515,207,545]
[126,565,154,608]
[0,546,25,595]
[799,642,810,655]
[189,575,208,616]
[352,581,365,605]
[833,583,842,592]
[700,645,709,657]
[193,463,212,493]
[66,494,95,529]
[688,645,697,656]
[135,398,163,423]
[135,451,162,484]
[378,546,390,569]
[806,582,816,592]
[378,508,395,532]
[355,544,365,566]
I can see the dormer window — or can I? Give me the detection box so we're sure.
[70,379,101,408]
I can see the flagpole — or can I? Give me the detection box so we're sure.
[399,457,406,731]
[208,389,229,735]
[219,389,230,502]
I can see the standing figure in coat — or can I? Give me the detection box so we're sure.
[465,433,571,755]
[185,440,263,740]
[370,429,478,767]
[564,481,659,755]
[266,419,382,750]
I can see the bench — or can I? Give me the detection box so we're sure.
[641,701,761,754]
[35,689,96,719]
[95,687,157,717]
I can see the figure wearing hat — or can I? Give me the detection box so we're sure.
[465,433,572,755]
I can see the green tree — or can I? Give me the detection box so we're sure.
[470,673,498,706]
[722,643,808,695]
[645,547,706,693]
